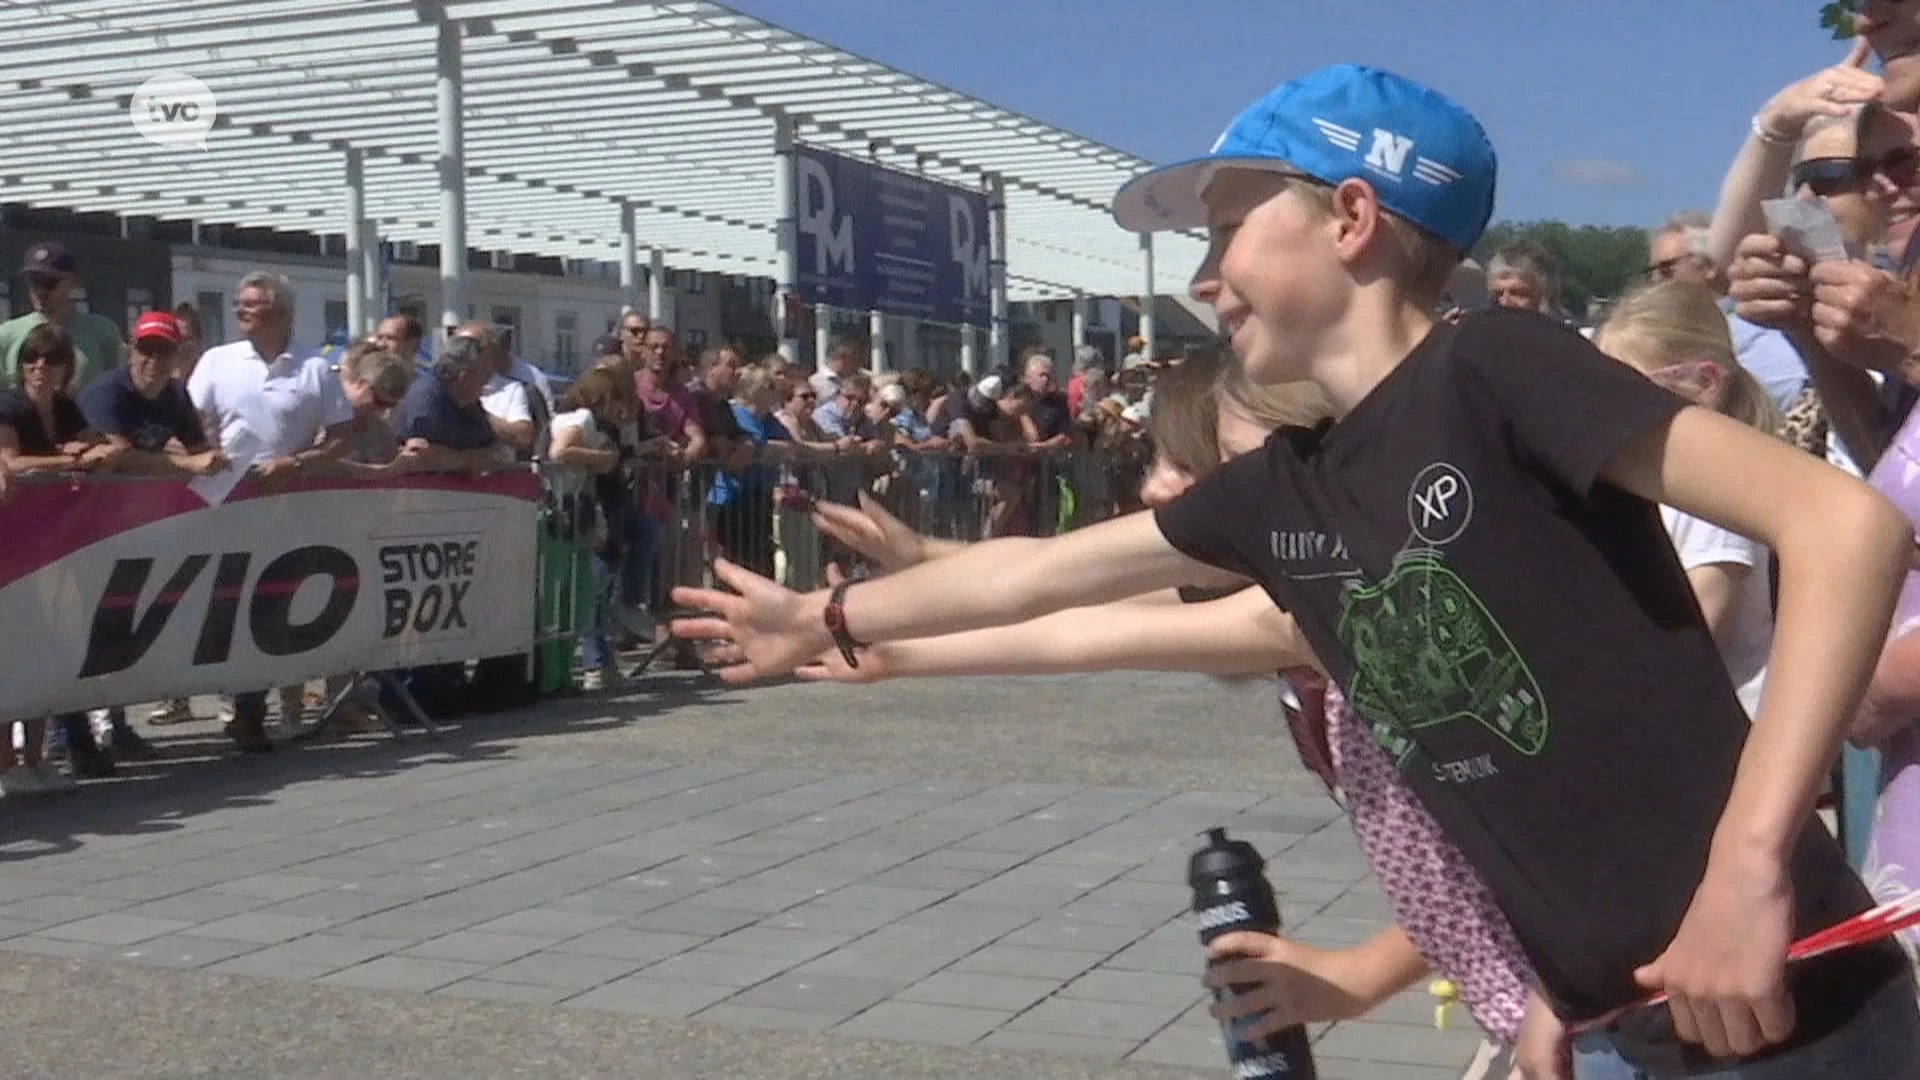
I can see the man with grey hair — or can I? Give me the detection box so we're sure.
[389,334,510,474]
[186,270,356,753]
[1067,344,1103,415]
[1485,243,1561,315]
[1649,209,1810,412]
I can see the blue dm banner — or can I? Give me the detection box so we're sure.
[792,144,991,328]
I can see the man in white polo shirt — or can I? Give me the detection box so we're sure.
[187,270,354,752]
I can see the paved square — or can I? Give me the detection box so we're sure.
[0,674,1479,1079]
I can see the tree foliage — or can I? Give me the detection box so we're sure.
[1820,1,1859,39]
[1473,221,1650,317]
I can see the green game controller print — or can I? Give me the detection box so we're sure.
[1337,555,1549,767]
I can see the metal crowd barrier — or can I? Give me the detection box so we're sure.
[531,446,1151,677]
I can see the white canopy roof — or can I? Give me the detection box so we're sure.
[1,0,1207,303]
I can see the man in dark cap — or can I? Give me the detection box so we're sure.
[0,242,126,391]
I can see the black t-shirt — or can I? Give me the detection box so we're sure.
[79,367,208,452]
[393,373,498,451]
[1029,389,1074,442]
[1155,310,1898,1067]
[694,387,745,442]
[0,388,88,454]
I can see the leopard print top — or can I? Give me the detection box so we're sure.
[1779,383,1830,458]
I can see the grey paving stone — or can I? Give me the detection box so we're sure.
[206,873,339,902]
[480,950,645,991]
[819,883,948,916]
[756,900,900,936]
[692,1002,847,1034]
[1129,1019,1228,1069]
[624,900,761,937]
[333,902,494,942]
[905,847,1034,874]
[1055,897,1180,930]
[897,970,1060,1012]
[1061,968,1207,1009]
[1000,917,1153,955]
[977,1028,1123,1060]
[433,978,577,1006]
[37,913,193,946]
[692,881,811,915]
[118,890,268,925]
[0,916,50,941]
[950,944,1109,981]
[318,955,489,992]
[566,975,738,1018]
[1007,997,1189,1041]
[834,1000,1012,1047]
[465,907,622,942]
[547,885,690,919]
[398,930,548,965]
[1104,936,1199,974]
[1314,1019,1487,1068]
[1318,1062,1468,1080]
[1293,915,1390,949]
[729,972,898,1014]
[185,912,334,945]
[0,894,130,923]
[641,945,807,987]
[254,888,405,921]
[0,935,111,959]
[863,864,994,892]
[112,933,264,970]
[549,926,707,964]
[703,924,851,962]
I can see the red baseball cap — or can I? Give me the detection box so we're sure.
[132,311,183,345]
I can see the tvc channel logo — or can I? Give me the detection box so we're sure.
[129,73,216,151]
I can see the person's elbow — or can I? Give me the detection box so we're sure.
[1806,483,1913,597]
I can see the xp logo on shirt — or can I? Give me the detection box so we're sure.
[1406,462,1473,546]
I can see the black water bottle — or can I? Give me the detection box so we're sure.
[1189,827,1317,1080]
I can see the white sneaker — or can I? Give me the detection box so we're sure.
[149,698,192,725]
[88,709,115,749]
[33,763,75,792]
[581,667,606,692]
[0,768,44,797]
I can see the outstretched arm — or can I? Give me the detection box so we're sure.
[790,585,1315,683]
[671,508,1243,684]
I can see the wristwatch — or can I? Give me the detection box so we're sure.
[823,579,869,669]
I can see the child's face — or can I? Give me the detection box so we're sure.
[1194,168,1347,384]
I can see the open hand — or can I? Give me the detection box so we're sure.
[669,559,832,685]
[1756,40,1881,144]
[1633,853,1795,1058]
[813,491,929,572]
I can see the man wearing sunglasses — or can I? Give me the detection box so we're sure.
[0,242,126,394]
[1648,212,1818,416]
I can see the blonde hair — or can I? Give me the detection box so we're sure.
[1287,179,1463,304]
[339,345,412,405]
[1220,362,1334,430]
[1598,280,1783,434]
[734,363,773,401]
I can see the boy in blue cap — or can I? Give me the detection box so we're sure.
[673,66,1920,1077]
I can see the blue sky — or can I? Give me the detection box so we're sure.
[726,0,1858,228]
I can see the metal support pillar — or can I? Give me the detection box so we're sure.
[868,310,886,372]
[814,304,832,373]
[1071,291,1088,350]
[773,114,801,364]
[988,174,1008,372]
[649,248,666,321]
[1139,233,1157,363]
[435,17,468,340]
[618,199,639,315]
[345,148,365,339]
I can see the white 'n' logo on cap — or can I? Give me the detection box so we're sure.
[1364,129,1415,177]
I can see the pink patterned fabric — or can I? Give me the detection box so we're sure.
[1324,682,1532,1043]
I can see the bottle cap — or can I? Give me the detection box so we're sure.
[1187,826,1265,882]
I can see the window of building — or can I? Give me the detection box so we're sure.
[197,290,226,343]
[555,312,578,371]
[324,299,350,342]
[125,287,154,329]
